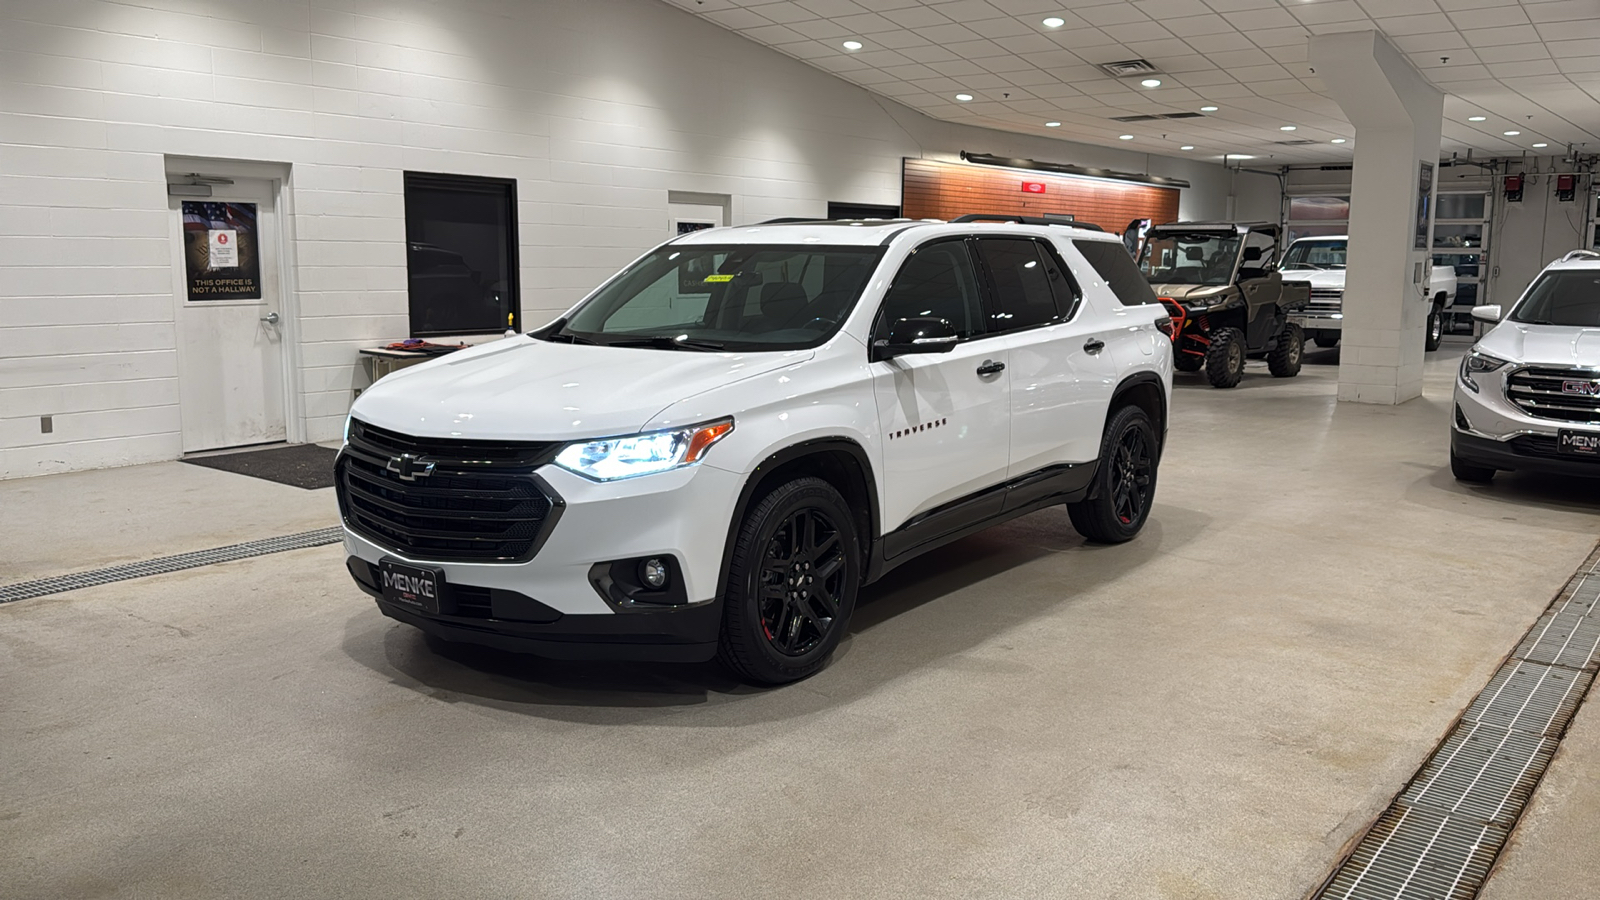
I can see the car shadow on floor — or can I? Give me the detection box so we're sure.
[1412,465,1600,524]
[338,502,1210,718]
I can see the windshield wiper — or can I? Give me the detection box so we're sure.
[605,335,727,352]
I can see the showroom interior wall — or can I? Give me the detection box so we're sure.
[0,0,1268,479]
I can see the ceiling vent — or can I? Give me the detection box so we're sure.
[1274,139,1316,145]
[1098,59,1160,78]
[1110,112,1206,122]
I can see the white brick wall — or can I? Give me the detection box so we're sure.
[0,0,1247,479]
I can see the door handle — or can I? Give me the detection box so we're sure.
[260,311,280,325]
[1083,338,1105,355]
[976,359,1006,376]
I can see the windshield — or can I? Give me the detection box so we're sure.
[1510,270,1600,327]
[1282,239,1348,270]
[1138,232,1241,286]
[550,245,881,351]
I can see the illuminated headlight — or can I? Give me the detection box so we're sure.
[1459,350,1508,393]
[555,418,733,482]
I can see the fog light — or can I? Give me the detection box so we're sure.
[640,558,668,589]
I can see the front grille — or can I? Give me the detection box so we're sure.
[336,420,564,563]
[1306,287,1343,314]
[1505,367,1600,423]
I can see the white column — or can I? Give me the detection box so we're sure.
[1309,31,1443,405]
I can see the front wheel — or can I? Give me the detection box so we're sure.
[1268,322,1304,378]
[1425,304,1445,351]
[1451,449,1495,484]
[1204,327,1246,388]
[1068,405,1158,544]
[719,477,860,685]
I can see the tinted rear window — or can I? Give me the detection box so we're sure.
[1075,239,1161,306]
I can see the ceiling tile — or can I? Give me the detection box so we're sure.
[1390,31,1470,53]
[985,0,1066,14]
[1535,19,1600,42]
[1447,6,1534,29]
[1291,1,1374,26]
[1249,25,1313,47]
[914,22,985,43]
[928,0,1011,23]
[1184,31,1256,53]
[704,8,774,29]
[1525,0,1600,24]
[1486,58,1562,77]
[1163,13,1238,36]
[793,0,873,17]
[831,12,903,33]
[1102,21,1176,43]
[1354,0,1444,16]
[1076,5,1155,27]
[1546,38,1600,59]
[1473,42,1551,64]
[1373,13,1455,36]
[963,17,1036,38]
[740,23,810,43]
[878,6,955,27]
[945,38,1015,58]
[788,18,853,38]
[745,3,821,25]
[1461,25,1541,47]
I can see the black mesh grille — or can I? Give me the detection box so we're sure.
[1506,367,1600,423]
[1508,433,1600,463]
[336,420,563,563]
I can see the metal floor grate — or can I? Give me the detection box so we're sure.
[1313,542,1600,900]
[0,527,345,604]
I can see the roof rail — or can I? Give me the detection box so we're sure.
[950,213,1104,232]
[756,217,827,225]
[1560,249,1600,263]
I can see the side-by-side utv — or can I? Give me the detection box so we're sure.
[1136,222,1310,388]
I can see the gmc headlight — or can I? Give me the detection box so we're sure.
[554,418,733,482]
[1460,350,1508,393]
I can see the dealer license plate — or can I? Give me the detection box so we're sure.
[379,559,442,615]
[1557,430,1600,458]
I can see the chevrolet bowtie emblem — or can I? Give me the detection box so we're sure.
[386,453,436,481]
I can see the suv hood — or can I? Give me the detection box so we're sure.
[1279,269,1346,288]
[1479,323,1600,368]
[350,337,812,441]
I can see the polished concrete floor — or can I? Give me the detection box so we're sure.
[4,341,1598,899]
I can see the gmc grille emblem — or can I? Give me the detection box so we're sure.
[1561,380,1600,396]
[386,453,436,481]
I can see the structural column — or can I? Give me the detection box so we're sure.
[1309,31,1444,404]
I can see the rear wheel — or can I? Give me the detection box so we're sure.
[719,477,860,684]
[1204,327,1246,388]
[1425,303,1445,351]
[1068,405,1158,544]
[1451,449,1496,484]
[1314,335,1340,349]
[1268,322,1304,378]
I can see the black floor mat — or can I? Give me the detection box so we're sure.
[183,443,339,490]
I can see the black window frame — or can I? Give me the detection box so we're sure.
[870,237,991,345]
[403,170,521,338]
[971,236,1083,336]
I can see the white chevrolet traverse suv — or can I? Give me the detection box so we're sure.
[1452,249,1600,482]
[337,216,1174,683]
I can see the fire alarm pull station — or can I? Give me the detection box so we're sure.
[1504,175,1523,202]
[1556,174,1576,203]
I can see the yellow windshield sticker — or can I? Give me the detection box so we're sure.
[703,274,734,283]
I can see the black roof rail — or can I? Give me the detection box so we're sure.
[756,217,828,225]
[950,213,1104,232]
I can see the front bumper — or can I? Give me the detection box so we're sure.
[1450,431,1600,478]
[1289,313,1342,333]
[1453,374,1600,476]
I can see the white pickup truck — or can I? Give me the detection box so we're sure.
[1280,235,1457,351]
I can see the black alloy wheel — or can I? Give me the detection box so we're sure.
[720,477,860,684]
[1068,405,1158,544]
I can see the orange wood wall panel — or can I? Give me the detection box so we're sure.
[902,158,1180,232]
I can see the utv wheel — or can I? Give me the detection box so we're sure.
[1451,449,1496,484]
[1425,304,1445,352]
[1174,352,1203,372]
[1068,405,1158,544]
[1268,322,1304,378]
[718,477,860,685]
[1204,327,1246,388]
[1314,335,1340,349]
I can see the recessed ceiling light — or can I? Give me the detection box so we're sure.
[1045,121,1061,127]
[1533,142,1548,148]
[842,40,863,50]
[1468,116,1486,122]
[1280,125,1297,131]
[1224,155,1255,160]
[1200,105,1218,112]
[1331,138,1347,143]
[1119,134,1134,140]
[1180,145,1195,150]
[955,93,973,101]
[1504,130,1520,136]
[1042,16,1065,28]
[1140,78,1161,88]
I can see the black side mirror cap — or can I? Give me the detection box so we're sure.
[871,316,959,361]
[1242,246,1265,262]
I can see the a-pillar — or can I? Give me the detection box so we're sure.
[1309,31,1443,404]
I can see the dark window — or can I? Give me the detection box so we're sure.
[828,201,901,220]
[1511,271,1600,327]
[976,238,1063,332]
[876,240,985,339]
[404,172,519,336]
[1078,239,1161,306]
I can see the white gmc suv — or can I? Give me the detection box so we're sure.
[336,216,1173,683]
[1452,249,1600,483]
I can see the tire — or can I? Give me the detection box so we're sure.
[1068,405,1158,544]
[1425,303,1445,352]
[718,477,860,685]
[1204,327,1246,388]
[1451,449,1496,484]
[1174,352,1203,372]
[1314,335,1340,349]
[1268,322,1304,378]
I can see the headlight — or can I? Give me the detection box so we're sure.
[343,414,353,445]
[554,418,734,482]
[1460,350,1509,393]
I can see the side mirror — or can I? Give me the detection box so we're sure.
[1242,246,1264,262]
[872,316,958,361]
[1471,305,1503,324]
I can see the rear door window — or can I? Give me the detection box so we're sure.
[975,238,1070,332]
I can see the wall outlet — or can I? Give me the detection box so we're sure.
[40,416,53,434]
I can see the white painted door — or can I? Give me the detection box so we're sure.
[169,178,286,452]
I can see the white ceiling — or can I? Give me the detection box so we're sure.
[660,0,1600,164]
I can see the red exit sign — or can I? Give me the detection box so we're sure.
[1021,181,1047,194]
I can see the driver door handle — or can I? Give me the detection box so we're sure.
[976,359,1006,376]
[1083,338,1105,355]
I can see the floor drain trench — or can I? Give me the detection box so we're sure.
[0,527,346,604]
[1312,543,1600,900]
